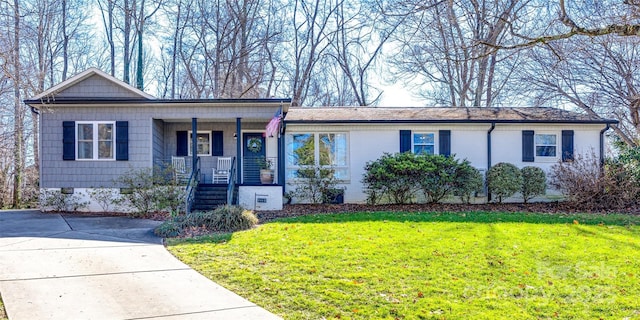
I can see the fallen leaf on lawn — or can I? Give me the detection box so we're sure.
[573,220,579,225]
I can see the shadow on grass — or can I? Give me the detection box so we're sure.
[166,232,233,244]
[267,210,640,227]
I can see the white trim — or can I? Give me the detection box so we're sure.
[534,132,559,162]
[30,67,154,101]
[285,132,350,181]
[75,121,116,161]
[188,130,212,156]
[412,132,437,155]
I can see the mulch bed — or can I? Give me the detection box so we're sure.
[257,202,640,222]
[43,202,640,223]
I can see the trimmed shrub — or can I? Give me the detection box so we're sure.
[453,163,484,204]
[487,162,522,203]
[362,152,422,204]
[521,166,546,203]
[417,154,459,203]
[363,152,483,204]
[155,205,258,238]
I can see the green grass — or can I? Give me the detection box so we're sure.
[167,211,640,319]
[0,293,6,320]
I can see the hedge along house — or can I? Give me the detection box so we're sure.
[283,107,618,203]
[26,68,291,212]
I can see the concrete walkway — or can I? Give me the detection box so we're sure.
[0,210,281,320]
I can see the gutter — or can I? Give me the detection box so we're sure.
[284,119,618,125]
[487,123,496,202]
[599,124,610,168]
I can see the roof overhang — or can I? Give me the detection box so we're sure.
[27,68,155,104]
[24,97,292,112]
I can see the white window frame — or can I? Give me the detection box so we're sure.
[75,121,116,161]
[188,131,212,156]
[412,132,437,155]
[286,132,349,181]
[534,132,559,161]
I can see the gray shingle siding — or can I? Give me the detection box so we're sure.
[56,75,143,99]
[41,105,273,188]
[40,107,150,188]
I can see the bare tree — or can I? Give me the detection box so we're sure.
[98,0,117,76]
[325,1,395,106]
[384,0,530,107]
[287,0,339,106]
[523,37,640,145]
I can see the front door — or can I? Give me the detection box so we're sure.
[243,132,265,185]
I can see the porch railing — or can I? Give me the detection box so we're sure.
[227,157,237,205]
[185,157,201,214]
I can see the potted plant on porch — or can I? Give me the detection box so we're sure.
[257,157,274,184]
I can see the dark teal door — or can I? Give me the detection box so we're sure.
[243,132,265,184]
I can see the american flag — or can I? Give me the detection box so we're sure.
[265,108,282,137]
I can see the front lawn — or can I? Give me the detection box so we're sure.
[167,211,640,319]
[0,293,6,320]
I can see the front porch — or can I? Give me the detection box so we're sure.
[152,115,284,211]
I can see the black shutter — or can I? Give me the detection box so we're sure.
[63,121,75,160]
[115,121,129,161]
[176,131,188,156]
[439,130,451,156]
[522,130,534,162]
[212,131,224,156]
[562,130,574,162]
[400,130,411,153]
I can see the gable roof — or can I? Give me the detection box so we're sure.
[284,107,618,124]
[27,68,154,103]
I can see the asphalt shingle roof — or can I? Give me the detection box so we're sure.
[284,107,617,124]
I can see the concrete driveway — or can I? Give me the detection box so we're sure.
[0,210,280,320]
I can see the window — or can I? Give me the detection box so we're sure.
[286,133,349,179]
[188,131,211,156]
[76,122,115,160]
[535,134,557,157]
[413,133,435,154]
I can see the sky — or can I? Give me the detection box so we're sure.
[378,82,425,107]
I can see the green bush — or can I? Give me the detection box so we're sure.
[416,154,457,203]
[155,205,258,238]
[487,162,523,203]
[453,163,484,204]
[521,166,546,203]
[363,153,483,204]
[362,152,422,204]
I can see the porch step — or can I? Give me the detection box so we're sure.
[192,184,227,211]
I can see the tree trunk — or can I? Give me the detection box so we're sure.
[123,0,132,83]
[12,0,22,208]
[136,0,145,90]
[62,0,69,80]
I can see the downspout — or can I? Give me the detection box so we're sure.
[599,123,610,169]
[487,123,496,202]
